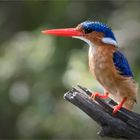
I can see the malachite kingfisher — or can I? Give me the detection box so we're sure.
[42,21,138,114]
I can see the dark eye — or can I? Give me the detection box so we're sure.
[85,28,93,34]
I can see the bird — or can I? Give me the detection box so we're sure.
[42,21,138,114]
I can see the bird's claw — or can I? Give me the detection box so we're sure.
[112,97,127,115]
[91,92,109,100]
[112,105,122,115]
[91,92,101,100]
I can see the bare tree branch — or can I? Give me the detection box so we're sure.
[64,85,140,139]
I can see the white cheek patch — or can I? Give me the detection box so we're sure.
[102,37,118,46]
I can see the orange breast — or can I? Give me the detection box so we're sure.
[89,45,137,110]
[89,45,116,88]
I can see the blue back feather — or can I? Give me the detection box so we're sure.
[113,51,133,77]
[81,21,116,41]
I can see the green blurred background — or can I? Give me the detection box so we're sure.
[0,1,140,139]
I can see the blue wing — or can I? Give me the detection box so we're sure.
[113,51,134,77]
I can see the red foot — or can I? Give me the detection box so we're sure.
[113,97,127,115]
[91,92,109,100]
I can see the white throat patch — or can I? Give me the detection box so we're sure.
[72,36,96,55]
[72,36,93,47]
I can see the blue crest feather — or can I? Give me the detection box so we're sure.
[113,51,133,77]
[81,21,116,41]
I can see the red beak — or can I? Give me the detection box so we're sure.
[41,28,82,37]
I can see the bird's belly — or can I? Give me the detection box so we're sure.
[95,64,116,90]
[89,56,117,95]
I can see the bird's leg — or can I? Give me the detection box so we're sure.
[113,97,127,115]
[91,90,109,100]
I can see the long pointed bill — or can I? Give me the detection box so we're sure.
[41,28,82,37]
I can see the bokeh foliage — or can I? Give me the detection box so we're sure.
[0,1,140,139]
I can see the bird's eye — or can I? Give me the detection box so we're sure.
[85,28,93,34]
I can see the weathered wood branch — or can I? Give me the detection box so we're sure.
[64,85,140,139]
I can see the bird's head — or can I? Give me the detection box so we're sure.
[42,21,117,47]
